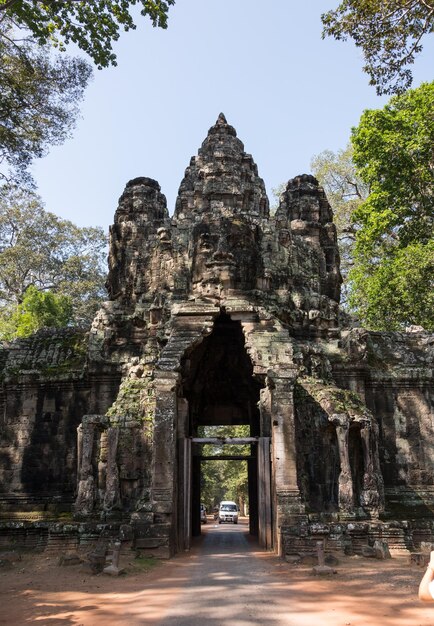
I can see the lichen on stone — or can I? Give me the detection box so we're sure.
[297,378,370,420]
[105,365,155,429]
[1,327,88,381]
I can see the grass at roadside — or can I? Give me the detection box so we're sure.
[129,555,161,574]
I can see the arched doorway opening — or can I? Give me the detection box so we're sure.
[177,311,270,550]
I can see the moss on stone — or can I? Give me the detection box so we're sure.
[1,328,88,381]
[106,372,155,425]
[297,378,368,417]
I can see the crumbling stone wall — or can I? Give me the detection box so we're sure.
[294,379,384,516]
[0,329,120,515]
[334,328,434,517]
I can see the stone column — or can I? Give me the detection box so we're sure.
[332,415,354,512]
[259,385,272,438]
[150,370,179,557]
[103,541,123,576]
[103,427,121,511]
[98,429,107,501]
[74,417,96,516]
[316,540,325,566]
[77,423,83,480]
[270,371,303,555]
[371,421,385,510]
[360,423,384,514]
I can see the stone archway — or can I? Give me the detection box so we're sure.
[176,312,265,548]
[150,301,302,557]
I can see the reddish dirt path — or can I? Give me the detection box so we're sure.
[0,520,433,626]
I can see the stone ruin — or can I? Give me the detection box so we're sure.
[0,114,433,558]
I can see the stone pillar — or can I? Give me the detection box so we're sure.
[332,415,354,512]
[313,539,334,575]
[77,423,83,480]
[316,540,325,567]
[371,421,385,510]
[360,423,384,514]
[259,385,272,438]
[75,418,96,516]
[74,415,109,518]
[103,541,123,576]
[150,371,179,557]
[97,429,107,502]
[103,427,121,511]
[270,371,303,555]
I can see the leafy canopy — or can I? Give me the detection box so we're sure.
[0,17,92,184]
[0,0,174,182]
[349,241,434,331]
[351,81,434,254]
[199,425,249,512]
[0,185,107,329]
[1,285,73,339]
[1,0,175,68]
[348,81,434,330]
[322,1,434,94]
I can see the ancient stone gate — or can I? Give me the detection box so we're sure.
[1,115,433,557]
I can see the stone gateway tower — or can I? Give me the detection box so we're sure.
[1,115,433,558]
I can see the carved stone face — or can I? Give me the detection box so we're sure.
[157,226,172,248]
[192,217,260,295]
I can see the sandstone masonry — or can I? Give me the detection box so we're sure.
[1,114,433,557]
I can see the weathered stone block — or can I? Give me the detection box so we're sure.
[361,546,377,558]
[373,540,391,560]
[58,553,82,566]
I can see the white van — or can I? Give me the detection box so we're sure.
[218,501,238,524]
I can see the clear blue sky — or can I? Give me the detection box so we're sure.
[31,0,434,231]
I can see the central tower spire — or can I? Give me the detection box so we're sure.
[174,113,269,221]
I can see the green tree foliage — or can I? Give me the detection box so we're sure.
[350,241,434,330]
[1,0,175,68]
[199,425,249,513]
[0,285,73,339]
[201,460,248,513]
[349,81,434,330]
[0,186,107,331]
[0,17,92,184]
[1,0,174,183]
[322,1,434,94]
[200,461,226,511]
[311,143,369,303]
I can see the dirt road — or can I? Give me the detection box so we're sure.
[0,519,433,625]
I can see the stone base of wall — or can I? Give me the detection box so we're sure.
[0,518,172,559]
[0,493,74,516]
[1,516,434,563]
[383,487,434,520]
[0,521,124,554]
[130,520,173,559]
[281,518,434,557]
